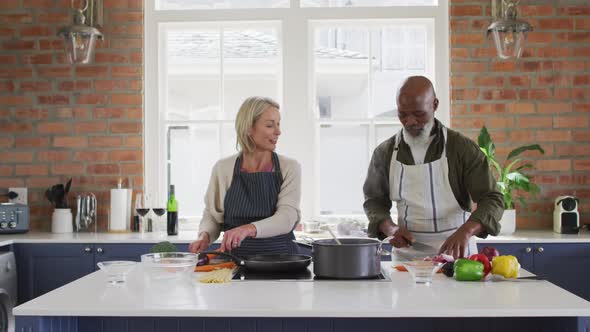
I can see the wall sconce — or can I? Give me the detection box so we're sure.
[486,0,533,59]
[58,0,104,64]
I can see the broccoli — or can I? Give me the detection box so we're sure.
[149,241,178,253]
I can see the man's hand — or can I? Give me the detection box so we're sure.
[188,232,210,253]
[388,226,415,248]
[438,220,483,259]
[379,218,414,248]
[221,224,257,252]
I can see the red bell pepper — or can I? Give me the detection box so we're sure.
[469,253,491,277]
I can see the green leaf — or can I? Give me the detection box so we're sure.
[516,163,534,171]
[487,142,496,159]
[480,147,490,159]
[507,144,545,160]
[505,159,521,175]
[478,126,492,151]
[506,171,529,183]
[489,159,502,178]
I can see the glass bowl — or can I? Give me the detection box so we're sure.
[402,261,443,284]
[97,261,137,284]
[140,252,197,281]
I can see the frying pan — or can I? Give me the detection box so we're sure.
[200,250,311,272]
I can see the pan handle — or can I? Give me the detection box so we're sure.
[199,250,246,267]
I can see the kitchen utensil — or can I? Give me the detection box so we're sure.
[323,225,342,245]
[383,236,438,260]
[141,252,198,281]
[200,251,311,273]
[296,238,383,279]
[97,261,137,284]
[74,193,97,232]
[401,261,442,284]
[516,275,544,280]
[408,241,438,254]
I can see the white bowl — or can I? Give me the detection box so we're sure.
[97,261,137,284]
[140,252,197,281]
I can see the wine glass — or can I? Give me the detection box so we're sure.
[135,193,150,234]
[152,207,166,234]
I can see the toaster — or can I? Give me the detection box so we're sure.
[0,203,29,233]
[553,196,579,234]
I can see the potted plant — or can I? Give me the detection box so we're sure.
[478,127,544,234]
[45,178,73,233]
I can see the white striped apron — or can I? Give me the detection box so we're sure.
[388,127,477,256]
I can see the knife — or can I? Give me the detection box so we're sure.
[398,236,438,254]
[408,241,438,254]
[516,275,544,280]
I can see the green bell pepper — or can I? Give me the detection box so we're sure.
[453,258,484,281]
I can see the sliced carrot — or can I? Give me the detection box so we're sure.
[195,262,236,272]
[206,248,223,261]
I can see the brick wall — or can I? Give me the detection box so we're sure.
[450,0,590,228]
[0,0,143,231]
[0,1,588,232]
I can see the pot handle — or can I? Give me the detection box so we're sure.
[199,250,246,267]
[292,239,313,249]
[378,236,393,256]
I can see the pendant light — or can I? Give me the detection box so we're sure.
[486,0,533,60]
[58,0,103,64]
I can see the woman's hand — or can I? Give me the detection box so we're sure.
[189,232,211,253]
[221,224,257,252]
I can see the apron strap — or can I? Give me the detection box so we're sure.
[233,154,243,175]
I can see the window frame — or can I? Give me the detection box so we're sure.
[144,0,450,224]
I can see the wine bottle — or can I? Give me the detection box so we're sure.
[167,184,178,235]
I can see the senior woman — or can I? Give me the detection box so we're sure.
[189,96,302,257]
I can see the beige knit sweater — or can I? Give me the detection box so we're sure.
[198,153,302,242]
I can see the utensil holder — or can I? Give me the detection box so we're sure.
[52,208,73,233]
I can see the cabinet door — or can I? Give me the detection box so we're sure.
[477,243,534,272]
[93,243,195,270]
[533,243,590,301]
[94,244,155,268]
[15,243,94,303]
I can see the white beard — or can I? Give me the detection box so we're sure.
[402,120,434,146]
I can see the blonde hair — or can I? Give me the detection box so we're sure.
[235,96,280,154]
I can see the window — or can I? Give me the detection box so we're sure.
[145,1,449,228]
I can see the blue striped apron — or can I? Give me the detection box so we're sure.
[223,152,298,257]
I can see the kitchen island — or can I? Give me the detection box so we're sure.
[14,262,590,332]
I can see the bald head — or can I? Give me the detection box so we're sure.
[396,76,438,137]
[397,76,437,106]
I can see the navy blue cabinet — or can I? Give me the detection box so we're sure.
[15,243,95,304]
[478,243,590,301]
[14,242,194,303]
[532,243,590,301]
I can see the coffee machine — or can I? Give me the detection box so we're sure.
[553,196,580,234]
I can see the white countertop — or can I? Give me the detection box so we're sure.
[0,231,200,247]
[13,262,590,318]
[1,229,590,247]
